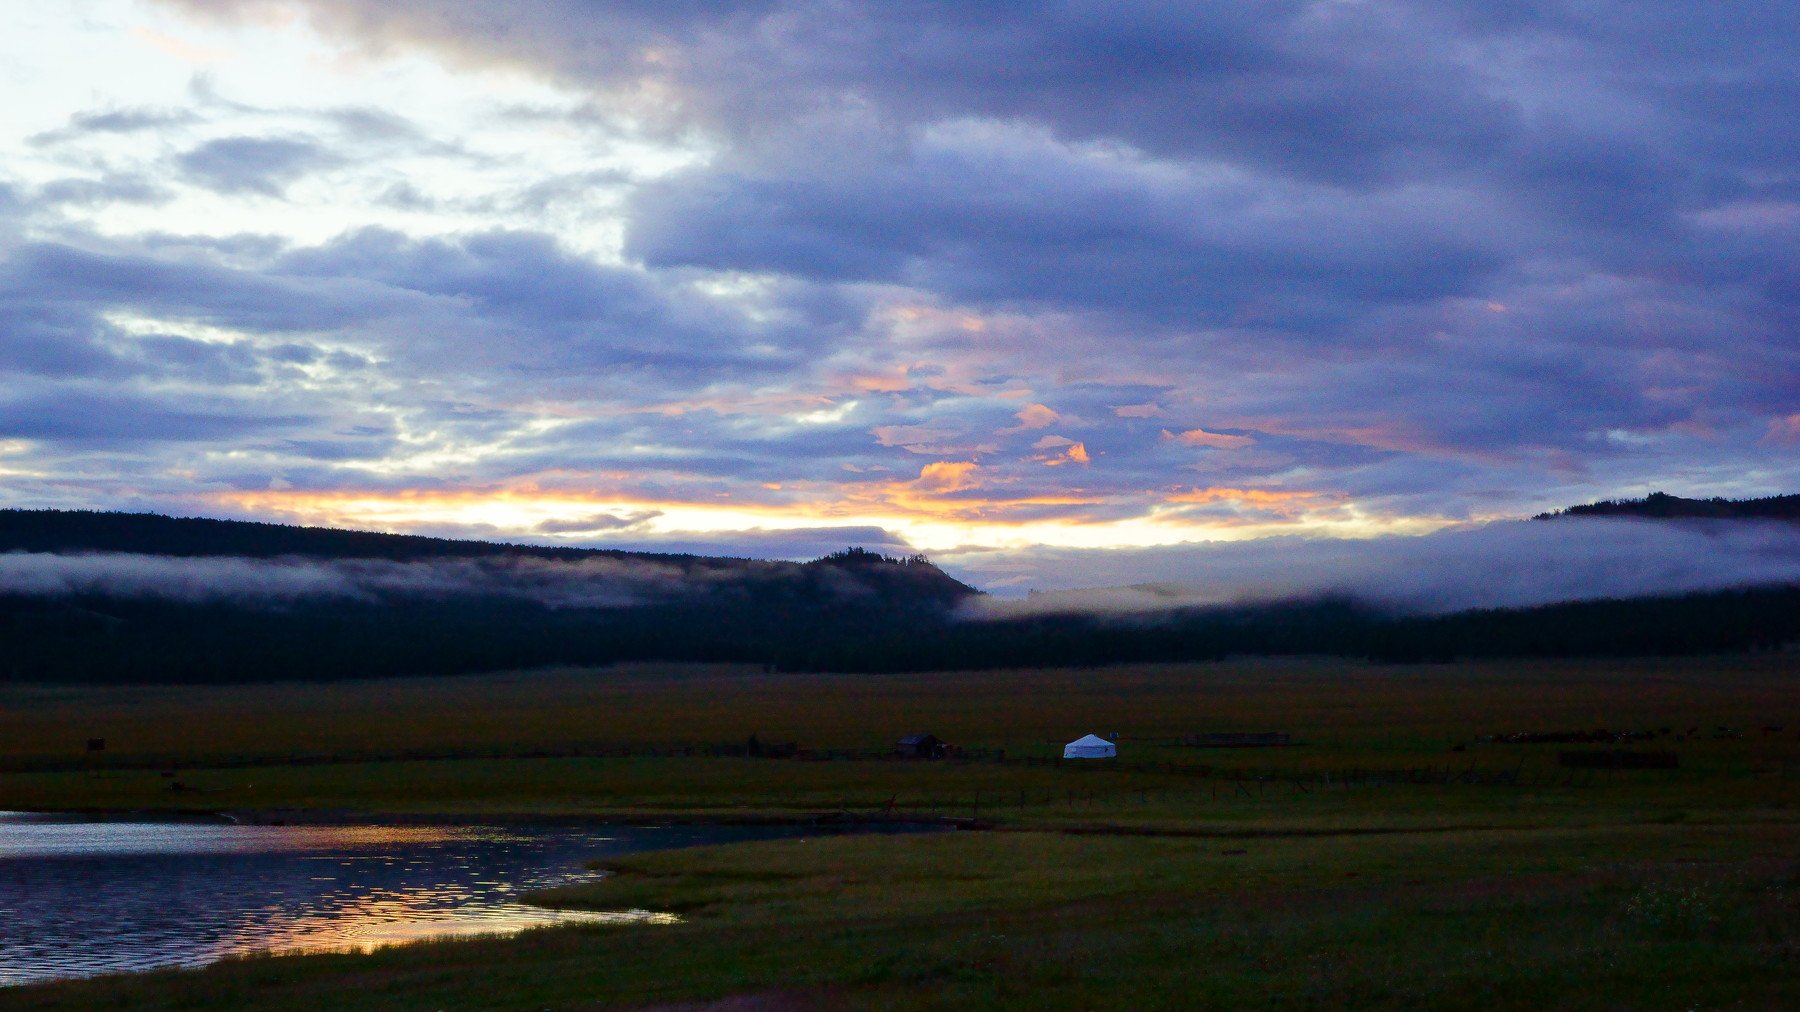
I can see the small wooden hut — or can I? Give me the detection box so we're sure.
[897,733,948,759]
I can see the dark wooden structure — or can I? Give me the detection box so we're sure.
[897,733,948,759]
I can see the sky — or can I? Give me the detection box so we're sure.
[1,1,1797,592]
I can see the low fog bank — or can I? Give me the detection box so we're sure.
[0,552,784,608]
[960,517,1800,619]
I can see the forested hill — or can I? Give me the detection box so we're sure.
[0,510,979,605]
[3,508,1798,683]
[0,508,704,564]
[1536,491,1800,522]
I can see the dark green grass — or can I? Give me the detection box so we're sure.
[1,655,1794,1008]
[7,826,1796,1009]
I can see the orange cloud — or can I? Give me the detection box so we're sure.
[1165,487,1329,506]
[1012,403,1059,429]
[1027,435,1089,466]
[846,371,914,393]
[1240,419,1478,459]
[914,460,980,493]
[841,459,1106,523]
[1164,427,1255,449]
[1764,414,1800,445]
[873,424,996,456]
[1113,403,1163,418]
[1170,487,1289,505]
[880,304,988,334]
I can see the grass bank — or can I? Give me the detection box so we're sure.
[9,825,1797,1009]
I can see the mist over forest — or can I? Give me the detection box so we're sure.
[3,494,1798,683]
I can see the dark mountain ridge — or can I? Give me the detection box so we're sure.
[0,507,669,561]
[1536,490,1800,522]
[2,503,1797,682]
[0,509,979,606]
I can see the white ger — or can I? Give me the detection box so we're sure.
[1062,733,1117,759]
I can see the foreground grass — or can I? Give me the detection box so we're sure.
[2,656,1796,1008]
[9,825,1797,1009]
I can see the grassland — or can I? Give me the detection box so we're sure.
[2,656,1796,1008]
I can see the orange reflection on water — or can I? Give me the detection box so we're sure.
[200,893,677,963]
[0,815,685,985]
[190,824,682,961]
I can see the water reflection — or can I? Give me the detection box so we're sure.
[0,812,808,987]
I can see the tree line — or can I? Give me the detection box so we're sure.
[5,583,1797,684]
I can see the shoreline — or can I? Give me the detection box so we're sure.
[2,805,979,830]
[6,806,1587,840]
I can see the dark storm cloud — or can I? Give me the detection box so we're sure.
[0,389,309,444]
[275,227,839,373]
[626,127,1506,324]
[29,107,200,144]
[177,1,1520,182]
[168,1,1788,218]
[1,226,830,383]
[177,136,341,195]
[36,176,170,208]
[534,510,663,534]
[272,430,401,463]
[0,303,128,379]
[228,0,1800,459]
[1,239,368,333]
[127,333,265,385]
[0,213,891,501]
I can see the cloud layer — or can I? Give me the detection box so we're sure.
[2,2,1798,574]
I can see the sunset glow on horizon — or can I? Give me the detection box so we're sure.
[214,480,1461,554]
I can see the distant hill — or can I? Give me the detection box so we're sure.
[0,508,732,564]
[0,509,978,605]
[1536,491,1800,522]
[2,508,1798,682]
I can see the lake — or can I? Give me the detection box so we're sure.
[0,811,875,987]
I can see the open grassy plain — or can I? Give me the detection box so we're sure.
[2,656,1796,1008]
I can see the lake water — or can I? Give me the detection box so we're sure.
[0,811,855,987]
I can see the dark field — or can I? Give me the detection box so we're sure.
[2,656,1796,1008]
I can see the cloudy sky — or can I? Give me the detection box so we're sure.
[2,2,1798,589]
